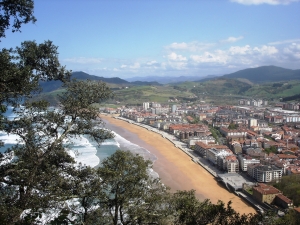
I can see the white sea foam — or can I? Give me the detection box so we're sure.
[1,109,160,179]
[66,136,100,168]
[0,131,20,144]
[113,132,157,162]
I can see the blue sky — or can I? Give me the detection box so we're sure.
[2,0,300,78]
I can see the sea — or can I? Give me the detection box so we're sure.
[0,107,159,178]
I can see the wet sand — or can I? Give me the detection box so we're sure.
[101,114,256,215]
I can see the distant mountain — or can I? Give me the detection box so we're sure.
[40,71,130,93]
[125,74,220,84]
[130,81,162,86]
[71,71,129,84]
[222,66,300,83]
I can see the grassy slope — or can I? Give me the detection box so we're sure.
[113,85,193,104]
[34,78,300,106]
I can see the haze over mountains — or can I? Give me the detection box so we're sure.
[40,65,300,93]
[125,74,220,84]
[127,65,300,84]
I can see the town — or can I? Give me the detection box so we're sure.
[102,100,300,216]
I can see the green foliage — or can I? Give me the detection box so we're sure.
[0,40,71,108]
[93,150,171,225]
[273,83,284,88]
[0,79,114,224]
[282,93,300,102]
[209,125,222,140]
[0,0,36,39]
[171,190,259,225]
[274,209,300,225]
[223,65,300,83]
[272,174,300,206]
[228,122,239,130]
[191,78,252,96]
[264,146,278,155]
[0,1,294,224]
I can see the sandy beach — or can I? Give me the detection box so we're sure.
[101,114,256,215]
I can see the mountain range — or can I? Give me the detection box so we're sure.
[40,65,300,93]
[221,66,300,83]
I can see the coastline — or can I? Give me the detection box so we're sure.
[101,114,256,215]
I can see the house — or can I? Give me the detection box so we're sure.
[252,183,281,204]
[230,141,243,154]
[275,193,293,209]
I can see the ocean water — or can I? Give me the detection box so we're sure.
[1,108,159,178]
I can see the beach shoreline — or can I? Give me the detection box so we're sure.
[101,114,256,215]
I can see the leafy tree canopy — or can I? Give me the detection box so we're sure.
[0,0,36,39]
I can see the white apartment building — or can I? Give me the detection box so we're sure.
[248,165,283,183]
[238,155,261,171]
[143,102,150,110]
[207,148,232,165]
[217,154,239,173]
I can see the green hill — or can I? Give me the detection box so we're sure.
[191,78,252,95]
[39,71,130,93]
[222,65,300,83]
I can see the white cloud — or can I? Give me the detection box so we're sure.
[164,53,188,70]
[130,62,140,69]
[230,0,299,5]
[229,45,252,55]
[119,63,140,70]
[189,44,280,68]
[65,41,300,79]
[167,52,187,61]
[190,51,228,64]
[146,60,158,65]
[283,43,300,59]
[166,41,214,52]
[221,36,244,43]
[253,45,278,55]
[268,39,300,45]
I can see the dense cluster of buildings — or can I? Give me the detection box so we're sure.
[102,100,300,211]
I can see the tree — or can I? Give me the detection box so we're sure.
[264,146,278,155]
[0,0,36,39]
[0,80,114,224]
[274,209,300,225]
[228,123,238,130]
[171,190,260,225]
[91,150,171,225]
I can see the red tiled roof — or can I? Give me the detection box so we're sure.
[276,193,292,204]
[253,183,281,195]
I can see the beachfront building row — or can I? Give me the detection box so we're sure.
[169,124,211,139]
[188,136,216,147]
[208,149,239,173]
[194,142,228,158]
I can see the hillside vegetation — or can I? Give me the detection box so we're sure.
[222,65,300,83]
[34,66,300,106]
[34,78,300,106]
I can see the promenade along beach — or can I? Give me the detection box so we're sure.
[101,114,256,215]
